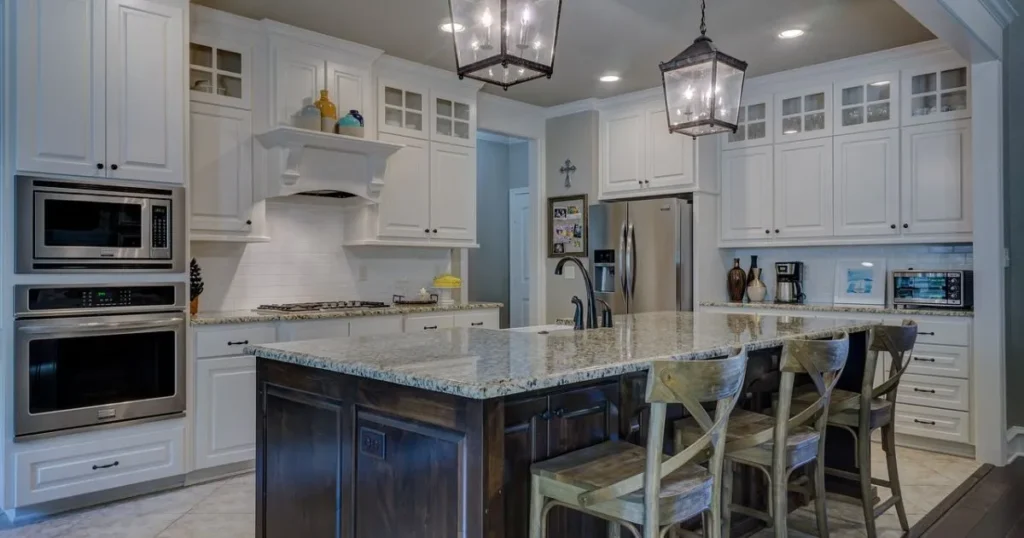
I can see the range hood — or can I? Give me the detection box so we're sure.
[256,126,403,202]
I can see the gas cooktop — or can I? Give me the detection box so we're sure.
[255,301,389,314]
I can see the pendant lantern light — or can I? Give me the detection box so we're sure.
[659,0,747,137]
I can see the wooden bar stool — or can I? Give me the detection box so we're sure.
[791,321,918,538]
[676,331,850,538]
[528,347,748,538]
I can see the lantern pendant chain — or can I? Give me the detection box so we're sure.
[699,0,707,36]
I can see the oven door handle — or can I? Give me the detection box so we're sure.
[17,317,185,334]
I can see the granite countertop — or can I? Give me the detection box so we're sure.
[245,311,877,399]
[191,302,504,326]
[700,301,974,318]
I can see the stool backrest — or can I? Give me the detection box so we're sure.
[865,320,919,403]
[577,347,748,527]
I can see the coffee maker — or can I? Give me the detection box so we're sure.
[775,262,805,304]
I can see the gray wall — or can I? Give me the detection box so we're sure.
[545,111,599,323]
[469,139,512,327]
[1005,18,1024,427]
[509,141,530,189]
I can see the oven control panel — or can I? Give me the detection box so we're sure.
[152,206,169,250]
[24,285,180,312]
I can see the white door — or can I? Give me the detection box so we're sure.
[509,188,531,328]
[900,120,972,235]
[833,73,899,134]
[901,63,971,126]
[833,129,900,237]
[720,146,774,241]
[194,356,257,470]
[600,107,645,197]
[190,104,253,234]
[721,99,773,149]
[432,93,476,147]
[645,104,693,191]
[15,0,106,178]
[429,142,476,242]
[105,0,184,184]
[378,80,429,139]
[327,61,371,133]
[775,86,833,143]
[773,138,833,238]
[377,133,431,239]
[271,43,325,127]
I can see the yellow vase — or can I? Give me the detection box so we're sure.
[314,89,337,132]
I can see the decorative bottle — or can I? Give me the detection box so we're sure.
[747,267,768,303]
[746,254,759,286]
[314,89,337,132]
[727,258,746,302]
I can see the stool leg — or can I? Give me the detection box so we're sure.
[530,478,545,538]
[856,430,876,538]
[814,461,830,538]
[883,425,910,531]
[608,521,622,538]
[772,463,788,538]
[722,461,734,538]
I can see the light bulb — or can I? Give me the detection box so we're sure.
[683,86,695,100]
[521,5,531,24]
[533,39,542,49]
[504,22,510,35]
[518,68,525,75]
[471,40,480,50]
[480,8,493,27]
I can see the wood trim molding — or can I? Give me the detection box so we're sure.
[979,0,1020,26]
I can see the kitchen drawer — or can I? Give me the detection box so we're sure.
[453,310,499,329]
[195,324,276,358]
[349,315,404,336]
[884,316,970,346]
[404,314,454,332]
[15,424,184,506]
[892,404,970,445]
[906,344,969,379]
[278,319,349,342]
[897,373,969,411]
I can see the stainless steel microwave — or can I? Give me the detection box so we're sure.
[17,176,184,273]
[892,270,973,310]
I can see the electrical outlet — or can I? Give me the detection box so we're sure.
[564,266,576,279]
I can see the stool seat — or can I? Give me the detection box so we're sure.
[532,440,713,526]
[678,409,820,469]
[793,388,894,430]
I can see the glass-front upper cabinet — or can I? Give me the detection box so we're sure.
[378,80,429,139]
[432,94,475,147]
[722,98,774,149]
[774,85,832,142]
[189,39,249,110]
[833,73,899,134]
[901,63,970,125]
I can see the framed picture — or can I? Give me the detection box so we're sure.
[834,259,887,306]
[548,194,588,258]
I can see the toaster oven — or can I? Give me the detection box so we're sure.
[891,270,973,310]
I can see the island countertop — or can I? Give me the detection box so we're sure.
[245,311,876,399]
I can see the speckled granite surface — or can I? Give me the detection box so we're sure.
[191,302,504,325]
[245,311,877,399]
[700,301,974,318]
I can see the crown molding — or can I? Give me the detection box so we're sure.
[375,55,484,94]
[544,98,599,119]
[979,0,1019,26]
[262,19,384,66]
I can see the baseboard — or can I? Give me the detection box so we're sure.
[184,460,254,486]
[871,430,976,459]
[2,474,185,524]
[1005,426,1024,464]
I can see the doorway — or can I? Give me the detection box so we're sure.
[509,187,531,328]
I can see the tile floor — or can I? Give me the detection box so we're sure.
[0,444,979,538]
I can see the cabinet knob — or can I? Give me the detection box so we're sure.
[96,163,104,170]
[246,220,252,225]
[774,229,780,234]
[425,228,430,233]
[765,229,770,234]
[644,179,650,185]
[637,180,643,186]
[890,224,897,229]
[903,223,909,229]
[432,229,438,234]
[110,164,118,171]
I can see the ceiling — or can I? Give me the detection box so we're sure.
[194,0,934,107]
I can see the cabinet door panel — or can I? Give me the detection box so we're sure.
[900,120,972,235]
[720,147,774,241]
[328,62,370,134]
[429,142,476,242]
[195,356,257,470]
[271,44,325,127]
[503,397,550,538]
[190,104,253,233]
[601,108,644,197]
[377,133,431,239]
[773,139,833,238]
[105,0,184,183]
[645,105,693,190]
[833,130,899,237]
[15,0,106,177]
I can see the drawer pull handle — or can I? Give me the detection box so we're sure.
[471,322,484,326]
[913,388,937,394]
[913,357,936,363]
[227,340,249,346]
[918,331,936,336]
[913,419,936,426]
[424,325,438,330]
[92,461,119,471]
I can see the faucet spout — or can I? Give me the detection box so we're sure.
[555,257,598,329]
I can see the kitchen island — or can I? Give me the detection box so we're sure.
[247,311,877,538]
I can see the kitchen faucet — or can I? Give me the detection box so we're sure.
[554,257,601,329]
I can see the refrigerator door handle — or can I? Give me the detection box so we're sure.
[619,219,627,305]
[628,222,637,301]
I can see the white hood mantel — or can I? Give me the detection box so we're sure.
[256,126,403,201]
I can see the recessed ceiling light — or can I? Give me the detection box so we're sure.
[861,261,875,267]
[778,29,805,39]
[870,80,890,86]
[439,21,465,33]
[599,74,621,82]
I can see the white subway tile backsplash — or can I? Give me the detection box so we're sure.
[726,243,973,304]
[192,199,450,312]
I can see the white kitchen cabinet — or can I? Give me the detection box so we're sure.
[902,63,970,126]
[404,314,455,333]
[833,73,899,134]
[376,133,432,239]
[270,42,324,127]
[349,316,404,336]
[645,104,694,191]
[833,129,900,237]
[190,103,254,235]
[775,86,832,142]
[720,146,774,241]
[722,98,773,149]
[773,138,833,238]
[900,120,972,235]
[194,356,256,470]
[189,37,250,110]
[600,106,646,197]
[453,310,500,329]
[432,93,476,147]
[14,0,185,184]
[430,142,477,242]
[378,80,429,139]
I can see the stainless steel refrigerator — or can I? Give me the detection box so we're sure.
[589,197,693,314]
